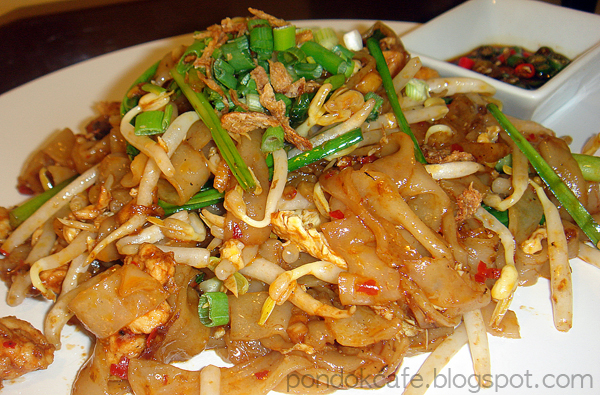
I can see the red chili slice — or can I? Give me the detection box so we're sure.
[475,261,501,283]
[457,56,475,70]
[3,341,16,349]
[110,356,130,380]
[356,279,379,295]
[329,210,345,220]
[255,370,269,380]
[232,222,243,239]
[514,63,535,79]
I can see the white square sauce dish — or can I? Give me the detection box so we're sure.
[400,0,600,122]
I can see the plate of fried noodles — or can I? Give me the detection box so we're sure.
[1,9,600,395]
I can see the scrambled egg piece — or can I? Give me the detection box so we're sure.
[220,239,246,270]
[271,210,347,269]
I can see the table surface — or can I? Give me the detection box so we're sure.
[0,0,470,95]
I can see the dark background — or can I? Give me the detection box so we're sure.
[0,0,597,95]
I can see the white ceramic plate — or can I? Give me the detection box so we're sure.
[0,18,600,395]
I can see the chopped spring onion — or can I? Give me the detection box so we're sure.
[134,106,173,135]
[366,34,426,164]
[198,277,223,293]
[404,78,430,102]
[198,291,229,327]
[277,47,307,67]
[332,44,355,62]
[275,93,292,117]
[300,41,351,77]
[233,272,249,295]
[249,24,274,61]
[176,39,209,75]
[364,92,384,122]
[9,175,77,228]
[572,153,600,182]
[121,60,160,116]
[141,83,167,96]
[261,126,285,153]
[324,74,346,91]
[273,25,296,51]
[343,30,363,51]
[159,187,225,216]
[219,36,255,72]
[245,92,264,113]
[488,103,600,247]
[194,272,206,284]
[213,59,238,90]
[289,92,315,127]
[247,18,269,30]
[292,62,324,80]
[171,68,256,191]
[495,154,513,173]
[313,27,339,49]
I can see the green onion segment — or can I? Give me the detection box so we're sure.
[487,103,600,247]
[198,291,230,327]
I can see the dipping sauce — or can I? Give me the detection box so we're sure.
[450,45,571,90]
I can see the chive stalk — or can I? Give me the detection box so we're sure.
[487,103,600,247]
[159,187,225,216]
[266,127,364,173]
[366,35,426,164]
[9,175,77,228]
[170,68,256,191]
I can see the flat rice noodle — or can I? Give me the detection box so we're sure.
[403,256,489,311]
[221,352,312,395]
[297,337,409,390]
[538,135,588,208]
[68,264,169,339]
[72,341,113,395]
[158,141,210,206]
[98,153,131,187]
[321,171,422,264]
[223,130,272,245]
[151,265,210,363]
[72,133,111,174]
[321,216,403,304]
[222,335,272,364]
[228,292,292,341]
[458,218,501,272]
[363,133,467,264]
[458,142,510,163]
[480,301,521,339]
[325,306,402,347]
[128,358,200,395]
